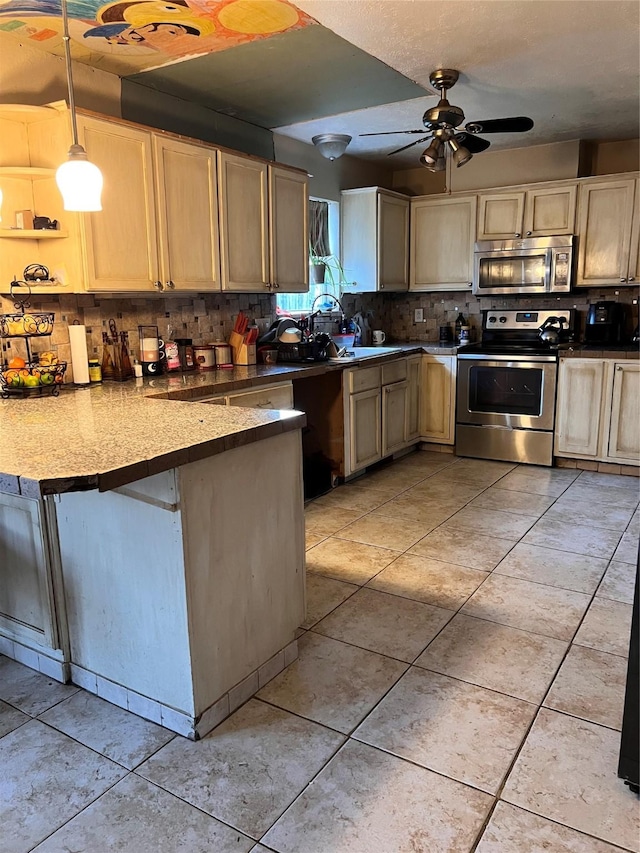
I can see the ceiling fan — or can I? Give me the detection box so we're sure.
[360,69,534,171]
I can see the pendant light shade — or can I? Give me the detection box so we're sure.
[56,144,103,211]
[57,0,103,212]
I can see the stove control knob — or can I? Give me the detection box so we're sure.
[488,316,497,323]
[499,316,507,323]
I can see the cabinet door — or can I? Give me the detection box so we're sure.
[154,136,219,292]
[378,192,409,291]
[523,184,577,237]
[420,355,456,443]
[628,178,640,284]
[410,196,476,291]
[0,493,56,648]
[608,362,640,463]
[349,388,382,472]
[382,380,408,456]
[555,358,606,457]
[269,166,308,293]
[477,192,525,240]
[576,179,636,286]
[78,116,159,292]
[218,152,269,292]
[406,355,421,442]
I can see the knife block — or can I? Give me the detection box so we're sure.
[229,331,256,365]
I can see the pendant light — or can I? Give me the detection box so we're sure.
[55,0,103,211]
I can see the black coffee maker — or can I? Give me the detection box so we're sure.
[584,301,626,345]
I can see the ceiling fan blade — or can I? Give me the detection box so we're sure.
[455,132,491,153]
[465,117,534,134]
[387,136,431,156]
[359,130,426,136]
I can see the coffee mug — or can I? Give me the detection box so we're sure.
[372,330,386,345]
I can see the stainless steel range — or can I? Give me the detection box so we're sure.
[456,309,575,466]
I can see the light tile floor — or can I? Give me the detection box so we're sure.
[1,453,639,852]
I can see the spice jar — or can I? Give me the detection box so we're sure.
[88,359,102,382]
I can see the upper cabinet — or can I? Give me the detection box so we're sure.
[575,177,637,287]
[269,165,308,293]
[218,154,309,293]
[476,183,577,240]
[341,188,409,292]
[410,194,476,291]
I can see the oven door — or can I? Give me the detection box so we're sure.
[473,247,552,296]
[457,355,557,431]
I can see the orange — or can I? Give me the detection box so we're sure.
[8,356,26,369]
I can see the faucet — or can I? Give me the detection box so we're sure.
[310,293,344,316]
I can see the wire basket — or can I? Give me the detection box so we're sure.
[0,362,67,397]
[0,312,55,337]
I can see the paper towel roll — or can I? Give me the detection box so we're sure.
[68,323,90,385]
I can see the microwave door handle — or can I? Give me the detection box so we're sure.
[545,248,554,287]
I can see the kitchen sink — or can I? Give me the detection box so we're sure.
[341,346,402,361]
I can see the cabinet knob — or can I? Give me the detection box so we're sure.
[620,278,627,282]
[166,280,175,290]
[629,276,635,281]
[468,282,472,287]
[515,233,521,238]
[617,365,623,371]
[272,282,280,289]
[380,284,384,289]
[526,231,532,236]
[154,280,163,291]
[265,283,272,290]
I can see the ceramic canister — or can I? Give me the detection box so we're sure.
[193,344,216,370]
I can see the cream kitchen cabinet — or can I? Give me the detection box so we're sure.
[0,492,66,678]
[410,195,476,291]
[341,187,409,292]
[476,184,577,240]
[420,354,457,444]
[79,117,222,293]
[153,136,220,291]
[218,153,309,293]
[344,358,422,476]
[575,176,638,287]
[198,381,294,410]
[555,358,640,465]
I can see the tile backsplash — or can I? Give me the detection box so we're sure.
[0,292,276,382]
[343,287,640,343]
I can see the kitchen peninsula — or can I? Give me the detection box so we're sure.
[0,379,306,738]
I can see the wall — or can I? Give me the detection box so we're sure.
[273,134,393,202]
[391,138,639,196]
[342,286,640,346]
[0,36,121,118]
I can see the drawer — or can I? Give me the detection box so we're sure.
[226,382,294,410]
[200,395,226,405]
[348,366,381,393]
[382,359,407,385]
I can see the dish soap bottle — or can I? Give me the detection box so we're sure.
[455,311,466,343]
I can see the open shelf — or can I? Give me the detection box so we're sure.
[0,166,56,179]
[0,229,68,239]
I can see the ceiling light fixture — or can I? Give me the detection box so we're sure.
[55,0,103,211]
[419,139,443,169]
[312,133,352,161]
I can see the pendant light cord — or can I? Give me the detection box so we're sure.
[60,0,79,147]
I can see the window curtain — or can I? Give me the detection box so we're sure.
[309,199,330,257]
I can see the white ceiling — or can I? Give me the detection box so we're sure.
[277,0,640,167]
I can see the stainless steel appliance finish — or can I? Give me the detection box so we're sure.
[473,235,574,297]
[456,309,573,466]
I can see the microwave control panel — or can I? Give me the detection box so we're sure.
[554,251,570,288]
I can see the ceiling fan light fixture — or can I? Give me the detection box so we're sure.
[419,139,442,167]
[312,133,352,161]
[448,136,473,167]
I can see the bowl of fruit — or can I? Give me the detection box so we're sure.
[0,312,55,337]
[0,356,67,397]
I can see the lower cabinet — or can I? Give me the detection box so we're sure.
[198,381,294,409]
[420,355,457,444]
[344,356,422,476]
[0,492,65,666]
[555,358,640,465]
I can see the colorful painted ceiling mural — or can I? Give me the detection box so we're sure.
[0,0,316,74]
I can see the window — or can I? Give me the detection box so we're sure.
[276,197,343,316]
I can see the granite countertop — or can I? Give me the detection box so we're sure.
[0,343,457,497]
[559,344,640,359]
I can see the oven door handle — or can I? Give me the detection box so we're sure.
[457,352,558,363]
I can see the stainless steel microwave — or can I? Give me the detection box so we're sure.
[473,235,574,297]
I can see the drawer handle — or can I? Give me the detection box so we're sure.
[154,280,163,291]
[166,280,175,290]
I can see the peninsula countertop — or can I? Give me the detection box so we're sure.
[0,342,459,497]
